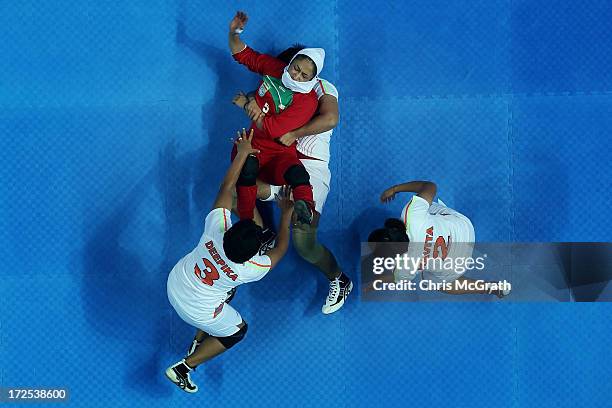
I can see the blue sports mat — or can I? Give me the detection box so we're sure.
[1,1,612,406]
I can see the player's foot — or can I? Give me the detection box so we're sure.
[490,286,511,299]
[258,228,277,255]
[165,359,198,393]
[294,200,314,225]
[322,273,353,314]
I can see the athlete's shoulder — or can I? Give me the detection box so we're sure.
[314,78,338,100]
[402,196,430,228]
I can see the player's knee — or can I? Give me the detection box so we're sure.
[237,155,259,186]
[283,164,310,187]
[216,322,248,349]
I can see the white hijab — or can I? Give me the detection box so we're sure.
[281,48,325,94]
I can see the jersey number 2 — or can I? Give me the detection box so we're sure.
[194,259,220,286]
[433,236,452,259]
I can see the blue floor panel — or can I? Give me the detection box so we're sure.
[1,0,612,407]
[512,94,612,241]
[337,0,511,97]
[339,96,512,242]
[511,0,612,94]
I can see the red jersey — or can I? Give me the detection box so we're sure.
[233,46,318,153]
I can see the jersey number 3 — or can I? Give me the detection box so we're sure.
[194,259,220,286]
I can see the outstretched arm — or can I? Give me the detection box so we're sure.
[228,11,248,55]
[213,129,260,210]
[380,181,437,205]
[228,11,286,76]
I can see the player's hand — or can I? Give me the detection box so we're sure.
[278,131,297,147]
[277,186,294,218]
[230,11,248,33]
[244,98,264,121]
[232,92,248,109]
[234,128,259,156]
[380,186,397,203]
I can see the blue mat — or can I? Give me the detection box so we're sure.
[1,1,612,407]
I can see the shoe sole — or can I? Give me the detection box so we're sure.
[165,367,198,393]
[322,281,353,315]
[293,200,313,225]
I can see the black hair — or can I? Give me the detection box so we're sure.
[368,218,409,258]
[276,44,306,64]
[223,220,263,264]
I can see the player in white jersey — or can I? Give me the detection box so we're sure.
[369,180,510,297]
[165,130,295,393]
[241,45,353,314]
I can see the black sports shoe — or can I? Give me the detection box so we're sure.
[165,359,198,393]
[294,200,314,225]
[258,228,277,255]
[322,275,353,314]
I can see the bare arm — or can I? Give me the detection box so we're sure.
[228,12,247,55]
[212,129,260,210]
[380,181,437,205]
[292,94,339,138]
[277,94,339,146]
[265,187,293,269]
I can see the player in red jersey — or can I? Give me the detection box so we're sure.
[228,11,325,225]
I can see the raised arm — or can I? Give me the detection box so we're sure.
[380,181,437,205]
[228,11,248,55]
[228,11,286,76]
[213,129,260,210]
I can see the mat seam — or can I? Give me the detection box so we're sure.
[340,90,612,102]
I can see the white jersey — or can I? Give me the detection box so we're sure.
[296,78,338,162]
[395,196,475,282]
[167,209,272,317]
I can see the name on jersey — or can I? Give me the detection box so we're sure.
[420,227,451,269]
[205,240,238,281]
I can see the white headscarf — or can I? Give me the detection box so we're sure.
[281,48,325,94]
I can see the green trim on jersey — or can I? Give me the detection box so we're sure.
[320,79,332,94]
[262,75,293,113]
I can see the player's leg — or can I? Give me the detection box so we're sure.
[235,153,259,220]
[293,217,352,314]
[166,305,247,393]
[186,289,237,357]
[185,321,246,367]
[265,155,315,224]
[293,214,337,278]
[297,160,352,313]
[231,187,264,227]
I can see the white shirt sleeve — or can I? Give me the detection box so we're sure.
[314,78,339,100]
[402,196,430,235]
[201,209,232,244]
[237,255,273,283]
